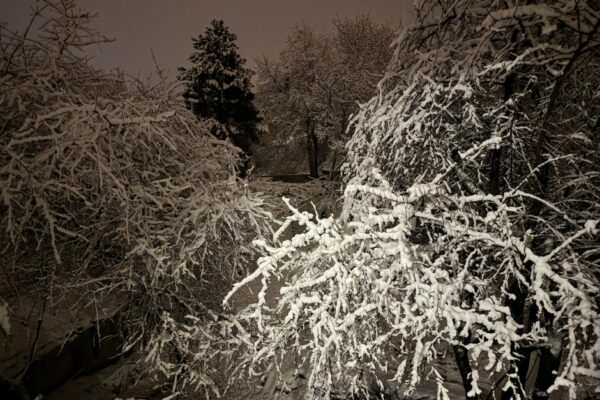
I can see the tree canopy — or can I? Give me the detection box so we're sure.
[179,20,261,167]
[256,16,396,178]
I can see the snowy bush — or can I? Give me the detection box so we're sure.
[223,1,600,399]
[0,0,271,394]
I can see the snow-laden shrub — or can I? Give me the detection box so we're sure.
[224,147,599,399]
[0,0,271,394]
[222,1,600,399]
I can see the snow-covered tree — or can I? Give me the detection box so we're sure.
[256,24,329,178]
[324,15,397,173]
[179,20,261,174]
[223,1,600,399]
[0,1,270,396]
[256,17,396,178]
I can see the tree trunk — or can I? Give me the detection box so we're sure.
[532,328,562,400]
[455,69,511,396]
[501,271,534,400]
[453,342,479,400]
[330,152,337,180]
[488,66,514,196]
[488,148,502,195]
[307,122,319,178]
[498,29,536,399]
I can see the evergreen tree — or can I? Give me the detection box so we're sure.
[179,20,260,170]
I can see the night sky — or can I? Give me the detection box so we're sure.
[0,0,412,78]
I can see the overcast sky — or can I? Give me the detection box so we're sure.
[1,0,412,78]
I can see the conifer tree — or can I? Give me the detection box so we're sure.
[179,20,260,171]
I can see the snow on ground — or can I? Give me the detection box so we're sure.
[0,288,123,383]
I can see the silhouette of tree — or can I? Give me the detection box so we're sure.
[179,20,261,174]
